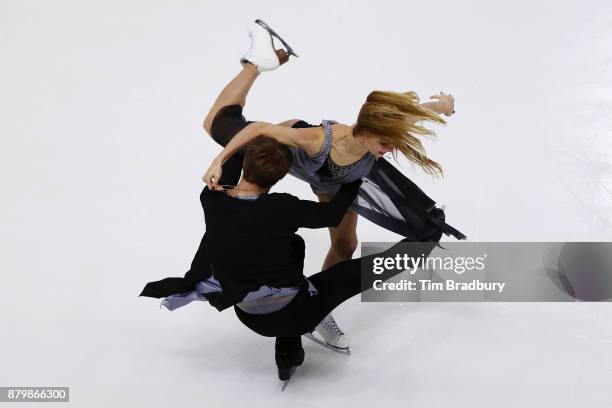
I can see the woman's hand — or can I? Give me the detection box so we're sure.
[429,92,455,116]
[202,158,223,190]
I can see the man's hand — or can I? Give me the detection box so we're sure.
[429,92,455,117]
[202,158,223,190]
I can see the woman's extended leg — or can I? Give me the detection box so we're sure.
[203,64,302,186]
[203,63,260,136]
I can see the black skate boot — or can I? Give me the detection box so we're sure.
[275,347,305,382]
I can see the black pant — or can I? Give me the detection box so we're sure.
[234,240,437,352]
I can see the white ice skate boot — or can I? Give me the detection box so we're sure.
[308,314,350,353]
[240,19,298,72]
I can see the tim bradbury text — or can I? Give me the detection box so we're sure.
[372,279,506,293]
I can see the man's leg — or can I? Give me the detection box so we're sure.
[275,336,304,381]
[302,240,438,331]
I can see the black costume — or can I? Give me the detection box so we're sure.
[141,180,437,351]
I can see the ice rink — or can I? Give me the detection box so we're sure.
[2,1,612,406]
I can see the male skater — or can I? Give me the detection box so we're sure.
[141,134,436,383]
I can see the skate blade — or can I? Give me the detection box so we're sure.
[303,333,351,355]
[281,366,296,392]
[255,19,299,57]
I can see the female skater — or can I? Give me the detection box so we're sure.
[201,19,465,350]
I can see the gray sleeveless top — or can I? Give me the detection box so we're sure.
[289,120,376,194]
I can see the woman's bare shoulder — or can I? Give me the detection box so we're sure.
[330,123,352,141]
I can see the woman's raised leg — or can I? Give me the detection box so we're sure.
[203,20,296,136]
[203,63,260,136]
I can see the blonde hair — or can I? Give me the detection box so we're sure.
[353,90,446,177]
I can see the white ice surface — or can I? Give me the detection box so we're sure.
[1,1,612,406]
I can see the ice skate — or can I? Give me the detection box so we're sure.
[255,19,299,58]
[304,314,351,355]
[241,19,297,72]
[280,367,296,391]
[276,347,304,391]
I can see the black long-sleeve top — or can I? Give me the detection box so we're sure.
[140,180,361,310]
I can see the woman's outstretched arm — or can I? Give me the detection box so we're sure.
[202,121,323,189]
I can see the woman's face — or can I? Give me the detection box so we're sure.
[363,135,394,158]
